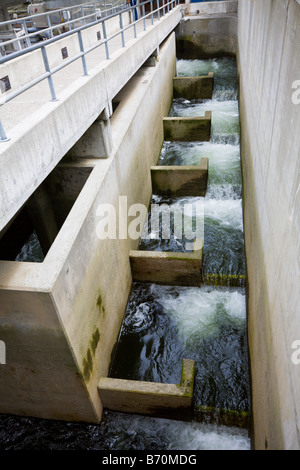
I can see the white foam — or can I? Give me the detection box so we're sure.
[150,285,246,343]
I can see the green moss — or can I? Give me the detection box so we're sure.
[96,294,102,308]
[193,405,250,428]
[180,359,195,397]
[82,348,93,382]
[97,292,106,315]
[82,327,101,382]
[203,273,246,287]
[91,328,100,355]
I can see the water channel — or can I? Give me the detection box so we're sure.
[0,57,251,451]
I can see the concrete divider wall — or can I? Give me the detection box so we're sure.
[238,0,300,450]
[130,244,203,286]
[98,358,195,418]
[151,159,208,196]
[173,73,214,99]
[0,32,176,422]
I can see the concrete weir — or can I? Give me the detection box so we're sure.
[163,113,212,141]
[98,358,195,419]
[173,72,214,100]
[0,31,177,423]
[130,242,203,287]
[151,158,208,197]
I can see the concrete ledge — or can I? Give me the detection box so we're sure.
[151,157,208,197]
[163,112,211,141]
[98,358,195,418]
[173,73,214,99]
[129,244,203,286]
[186,1,238,16]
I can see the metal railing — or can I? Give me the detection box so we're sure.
[0,0,180,142]
[0,0,127,54]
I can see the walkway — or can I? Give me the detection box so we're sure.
[0,3,183,231]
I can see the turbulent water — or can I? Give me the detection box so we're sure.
[15,231,44,263]
[110,283,250,412]
[0,56,251,450]
[0,411,250,450]
[140,57,245,277]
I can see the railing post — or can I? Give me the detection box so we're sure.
[22,20,31,48]
[78,30,88,76]
[41,46,58,102]
[133,9,137,38]
[81,7,86,24]
[143,4,146,31]
[0,120,9,142]
[46,14,54,38]
[157,0,160,20]
[69,10,74,30]
[150,0,154,24]
[102,20,110,59]
[119,13,125,47]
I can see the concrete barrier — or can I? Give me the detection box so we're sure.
[151,157,208,197]
[98,358,195,418]
[129,242,203,286]
[173,73,214,99]
[163,112,211,142]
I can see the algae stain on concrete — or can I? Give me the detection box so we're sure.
[82,327,101,382]
[91,328,100,355]
[97,293,105,315]
[82,291,105,381]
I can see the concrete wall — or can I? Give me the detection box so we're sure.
[0,32,176,422]
[238,0,300,450]
[176,7,237,58]
[186,0,238,16]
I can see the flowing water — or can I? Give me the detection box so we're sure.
[110,56,250,443]
[0,57,251,450]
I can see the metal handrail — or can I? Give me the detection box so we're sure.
[0,0,127,51]
[0,0,180,142]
